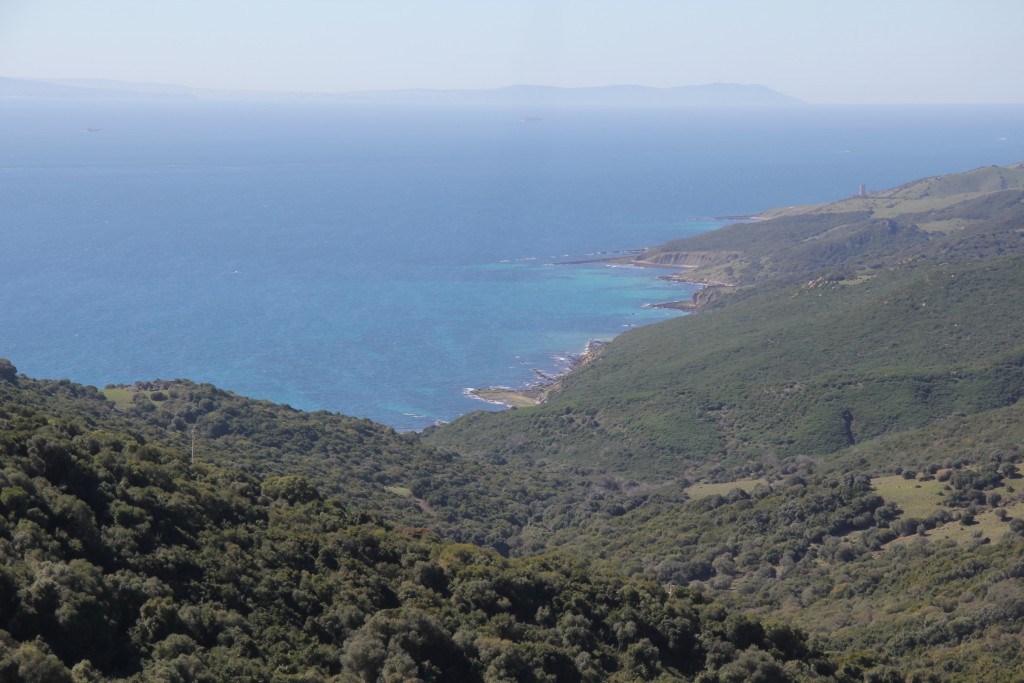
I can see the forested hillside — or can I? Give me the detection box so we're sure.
[0,367,847,682]
[0,368,704,562]
[429,253,1024,477]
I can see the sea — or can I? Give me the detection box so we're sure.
[2,99,1023,430]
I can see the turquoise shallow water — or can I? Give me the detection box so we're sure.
[2,100,1023,429]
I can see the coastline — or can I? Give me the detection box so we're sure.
[465,339,606,409]
[641,299,698,312]
[466,223,739,413]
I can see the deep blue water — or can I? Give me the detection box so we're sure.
[2,100,1023,429]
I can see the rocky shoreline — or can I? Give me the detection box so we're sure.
[466,340,606,409]
[642,299,698,312]
[467,248,731,411]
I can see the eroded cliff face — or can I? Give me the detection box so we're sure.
[691,284,727,308]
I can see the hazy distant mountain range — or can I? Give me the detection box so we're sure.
[332,83,802,106]
[0,76,802,106]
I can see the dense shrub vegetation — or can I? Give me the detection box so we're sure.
[0,371,847,681]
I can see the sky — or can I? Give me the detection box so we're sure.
[1,0,1022,104]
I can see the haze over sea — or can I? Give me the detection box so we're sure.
[3,100,1023,429]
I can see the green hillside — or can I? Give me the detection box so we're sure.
[428,253,1024,478]
[629,163,1024,287]
[0,372,617,555]
[0,368,846,682]
[533,401,1024,680]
